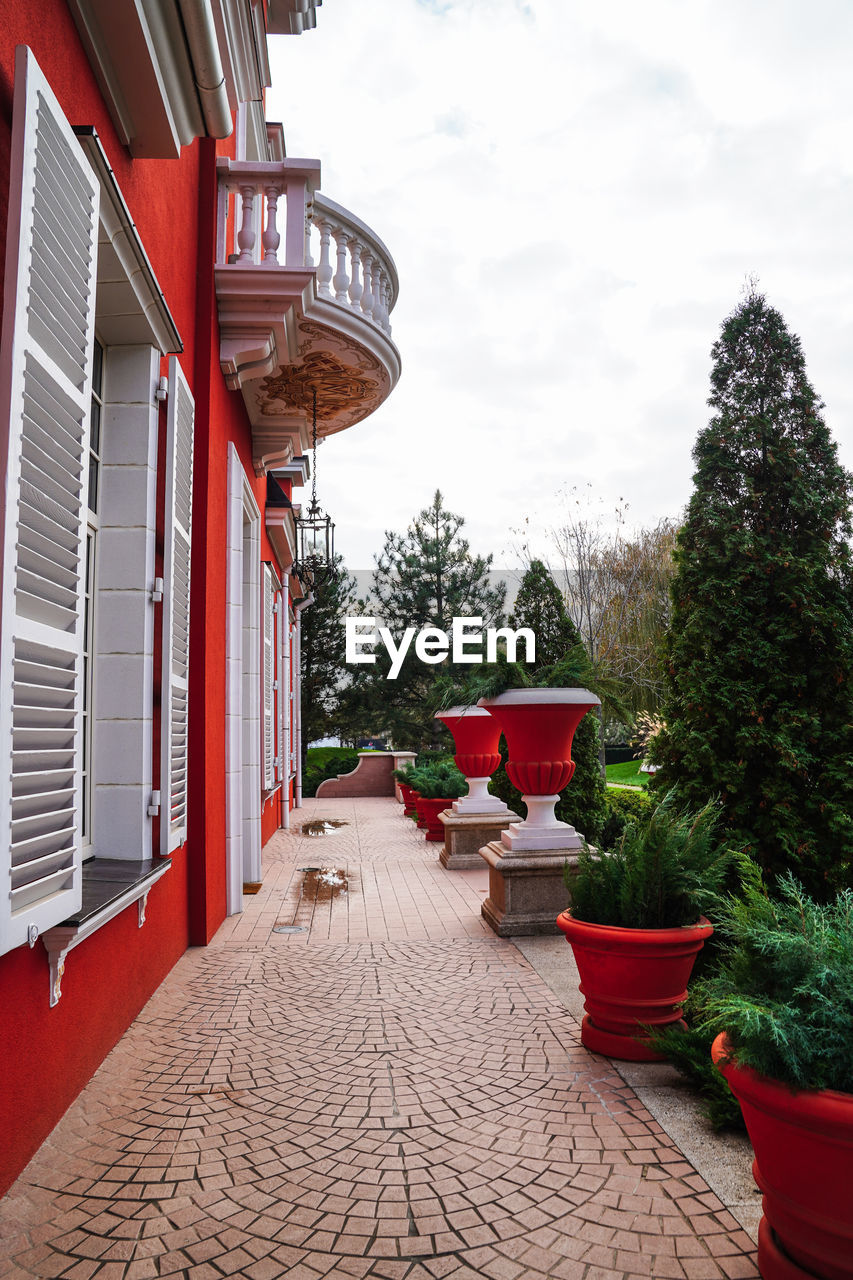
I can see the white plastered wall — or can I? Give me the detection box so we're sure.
[226,444,261,913]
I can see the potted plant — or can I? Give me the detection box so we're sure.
[705,876,853,1280]
[408,763,468,840]
[556,796,739,1061]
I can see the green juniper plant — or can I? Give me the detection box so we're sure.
[702,874,853,1093]
[569,794,747,930]
[407,762,467,801]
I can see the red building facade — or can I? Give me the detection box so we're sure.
[0,0,400,1195]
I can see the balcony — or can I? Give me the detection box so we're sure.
[215,158,401,474]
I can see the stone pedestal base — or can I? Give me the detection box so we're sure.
[438,809,518,870]
[479,840,581,936]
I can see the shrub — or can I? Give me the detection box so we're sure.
[409,762,467,800]
[599,786,654,849]
[302,751,358,798]
[569,794,744,930]
[702,875,853,1092]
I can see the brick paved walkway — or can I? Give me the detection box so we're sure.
[0,798,759,1280]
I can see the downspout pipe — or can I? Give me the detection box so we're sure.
[178,0,233,140]
[293,591,314,809]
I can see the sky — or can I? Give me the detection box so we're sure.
[266,0,853,572]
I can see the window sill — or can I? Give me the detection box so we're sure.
[40,858,171,1007]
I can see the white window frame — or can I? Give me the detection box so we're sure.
[225,445,261,913]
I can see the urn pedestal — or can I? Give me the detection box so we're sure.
[479,840,579,936]
[475,689,600,935]
[433,705,516,868]
[438,808,519,870]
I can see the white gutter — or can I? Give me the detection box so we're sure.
[293,590,314,808]
[177,0,233,139]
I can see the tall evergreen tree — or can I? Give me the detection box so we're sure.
[499,560,607,842]
[654,289,853,895]
[508,559,578,666]
[299,555,358,767]
[367,491,505,750]
[374,490,504,631]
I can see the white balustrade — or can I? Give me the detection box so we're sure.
[216,161,398,337]
[308,193,398,336]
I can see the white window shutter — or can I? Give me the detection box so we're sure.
[0,47,100,955]
[161,357,194,855]
[262,566,274,790]
[274,591,283,783]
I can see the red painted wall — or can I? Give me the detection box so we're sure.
[0,857,190,1194]
[0,0,279,1194]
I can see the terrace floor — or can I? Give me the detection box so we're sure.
[0,797,759,1280]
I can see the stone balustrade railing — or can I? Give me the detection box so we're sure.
[216,160,398,338]
[308,193,397,337]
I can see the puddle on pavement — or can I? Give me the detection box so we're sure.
[299,867,348,901]
[297,818,349,836]
[272,923,306,933]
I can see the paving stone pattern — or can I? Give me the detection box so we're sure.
[0,798,759,1279]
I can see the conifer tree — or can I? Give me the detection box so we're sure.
[299,555,358,766]
[367,491,505,749]
[495,560,607,841]
[654,289,853,895]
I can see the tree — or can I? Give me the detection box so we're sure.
[508,558,579,667]
[374,490,504,632]
[299,555,358,767]
[498,560,607,842]
[366,491,506,750]
[550,490,677,718]
[653,288,853,895]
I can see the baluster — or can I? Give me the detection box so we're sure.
[304,200,314,268]
[316,219,333,297]
[383,280,393,333]
[332,227,350,302]
[371,260,385,327]
[348,240,363,311]
[262,186,281,264]
[237,185,257,263]
[360,250,374,319]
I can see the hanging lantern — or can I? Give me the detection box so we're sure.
[294,387,336,585]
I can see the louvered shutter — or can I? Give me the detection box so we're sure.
[262,566,274,789]
[161,357,194,855]
[0,47,100,955]
[274,590,283,784]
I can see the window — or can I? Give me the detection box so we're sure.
[0,48,187,962]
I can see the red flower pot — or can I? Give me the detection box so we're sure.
[712,1034,853,1280]
[434,705,506,814]
[478,689,600,849]
[411,791,428,829]
[415,796,453,841]
[398,782,418,818]
[556,911,713,1061]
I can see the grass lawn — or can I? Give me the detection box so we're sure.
[605,758,649,789]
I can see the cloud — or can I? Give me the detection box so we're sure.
[267,0,853,569]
